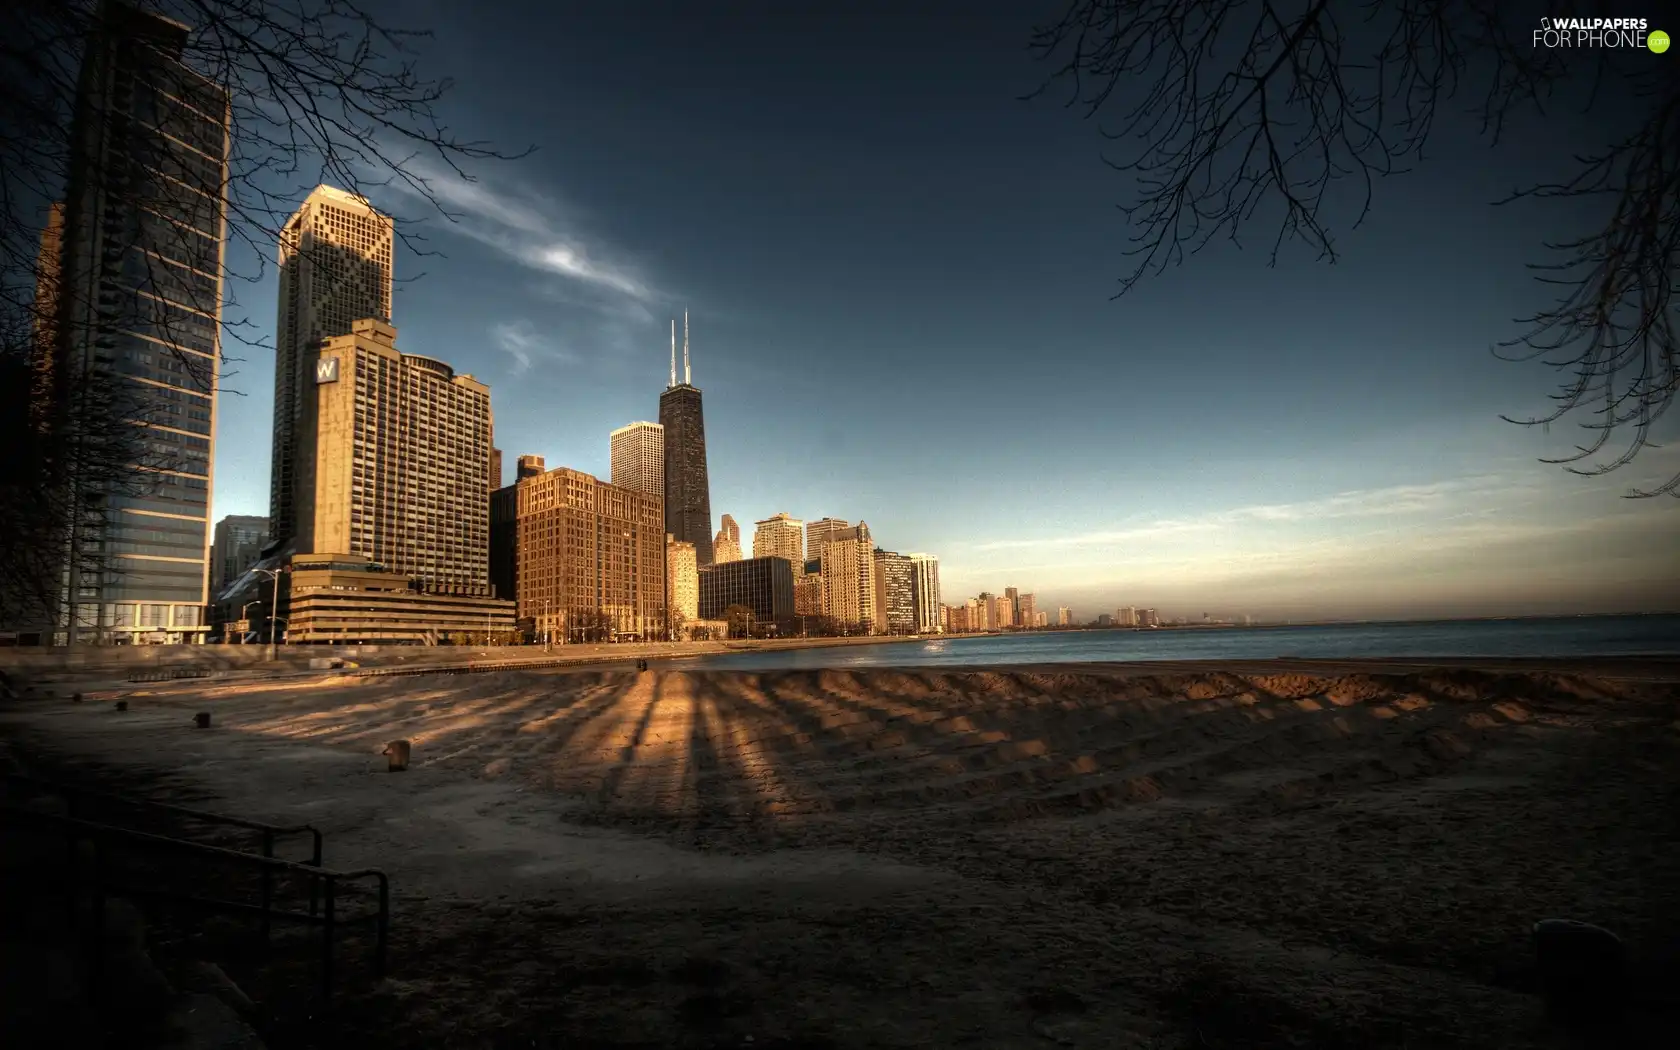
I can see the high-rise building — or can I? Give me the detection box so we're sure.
[872,549,916,635]
[50,1,230,643]
[1138,607,1160,628]
[517,454,545,480]
[666,534,698,629]
[489,482,518,601]
[970,597,989,631]
[805,517,852,564]
[946,603,970,632]
[713,513,743,563]
[1018,593,1037,629]
[794,571,825,619]
[514,465,666,640]
[610,421,664,498]
[295,320,493,594]
[1005,587,1020,624]
[991,592,1014,629]
[905,553,941,633]
[270,185,394,549]
[1057,606,1072,626]
[699,557,796,629]
[491,447,503,491]
[1117,606,1138,627]
[818,536,875,632]
[211,515,268,596]
[752,512,804,566]
[659,312,713,565]
[1034,610,1048,627]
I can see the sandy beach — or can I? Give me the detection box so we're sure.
[3,659,1678,1047]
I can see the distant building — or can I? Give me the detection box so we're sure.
[872,549,916,635]
[1034,611,1048,627]
[1117,606,1138,627]
[805,517,852,566]
[211,515,269,598]
[945,603,969,632]
[516,454,545,480]
[1057,606,1072,626]
[699,556,795,629]
[281,554,513,644]
[490,447,503,491]
[1005,587,1020,625]
[1018,593,1037,630]
[489,482,517,601]
[1096,613,1113,626]
[906,553,942,633]
[1138,607,1160,628]
[794,571,825,618]
[752,512,804,567]
[971,595,991,631]
[819,527,876,633]
[989,592,1014,630]
[610,420,665,498]
[713,513,743,563]
[514,464,667,641]
[666,534,698,628]
[660,313,713,565]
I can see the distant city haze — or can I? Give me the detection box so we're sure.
[205,3,1680,622]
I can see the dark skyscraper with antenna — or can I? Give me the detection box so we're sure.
[660,311,714,565]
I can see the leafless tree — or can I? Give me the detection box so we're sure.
[1027,0,1678,496]
[1,0,525,638]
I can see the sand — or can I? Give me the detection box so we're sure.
[4,660,1679,1048]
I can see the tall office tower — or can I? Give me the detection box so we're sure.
[991,593,1015,629]
[699,557,796,628]
[1005,586,1020,623]
[970,597,990,631]
[1018,593,1037,629]
[906,553,941,633]
[210,515,268,595]
[1117,606,1138,627]
[489,482,518,601]
[296,320,492,594]
[794,571,825,619]
[514,465,666,640]
[490,447,503,491]
[50,1,230,643]
[610,421,665,498]
[516,454,545,480]
[271,185,394,548]
[666,534,698,628]
[713,513,742,563]
[1058,606,1072,626]
[659,312,713,564]
[805,517,851,564]
[752,512,804,566]
[871,549,915,635]
[817,522,876,633]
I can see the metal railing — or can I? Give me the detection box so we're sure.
[2,804,388,1002]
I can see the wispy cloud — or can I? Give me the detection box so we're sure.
[396,158,653,302]
[491,320,570,374]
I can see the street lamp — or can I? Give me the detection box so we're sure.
[250,567,287,660]
[240,600,262,644]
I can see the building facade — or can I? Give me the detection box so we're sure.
[752,512,804,566]
[667,534,698,629]
[296,320,492,595]
[659,313,713,565]
[794,571,825,619]
[818,528,876,633]
[610,420,664,498]
[1018,593,1037,629]
[271,185,393,549]
[50,1,231,643]
[211,515,268,596]
[713,513,742,563]
[699,557,796,628]
[1058,606,1072,626]
[804,517,851,565]
[906,553,941,633]
[281,554,513,645]
[1117,606,1137,627]
[872,549,916,635]
[514,465,666,641]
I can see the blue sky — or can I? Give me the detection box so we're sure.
[210,1,1679,621]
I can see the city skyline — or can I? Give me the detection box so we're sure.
[199,4,1679,622]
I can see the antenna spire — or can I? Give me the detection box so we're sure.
[669,319,676,387]
[683,309,691,385]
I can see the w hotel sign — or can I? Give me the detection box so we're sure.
[315,356,340,384]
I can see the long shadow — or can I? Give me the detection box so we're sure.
[594,673,668,806]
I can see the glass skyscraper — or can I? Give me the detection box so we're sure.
[53,1,230,643]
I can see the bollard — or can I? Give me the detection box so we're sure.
[382,739,411,772]
[114,700,128,712]
[194,712,211,729]
[1534,919,1626,1032]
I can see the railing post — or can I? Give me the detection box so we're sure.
[307,830,322,917]
[259,829,274,942]
[320,875,336,1003]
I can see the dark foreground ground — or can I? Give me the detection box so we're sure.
[3,658,1679,1048]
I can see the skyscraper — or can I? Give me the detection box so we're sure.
[713,513,742,563]
[295,320,493,594]
[51,1,230,643]
[660,312,714,564]
[906,553,941,633]
[1058,606,1072,626]
[211,515,269,596]
[1018,593,1037,629]
[610,421,664,498]
[271,185,394,549]
[817,521,876,633]
[805,517,852,564]
[872,549,916,635]
[752,512,804,566]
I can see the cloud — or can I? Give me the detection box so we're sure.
[396,158,653,301]
[491,320,569,374]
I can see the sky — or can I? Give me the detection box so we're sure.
[208,1,1680,622]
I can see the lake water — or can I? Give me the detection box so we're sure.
[677,615,1680,671]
